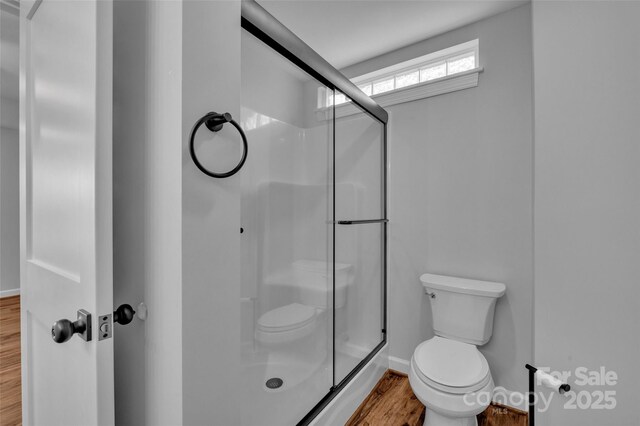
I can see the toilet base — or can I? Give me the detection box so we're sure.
[423,408,477,426]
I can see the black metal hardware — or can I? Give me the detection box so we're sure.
[525,364,571,426]
[189,111,248,178]
[51,310,92,343]
[336,219,389,225]
[241,0,388,124]
[205,112,232,132]
[527,364,536,426]
[114,304,136,326]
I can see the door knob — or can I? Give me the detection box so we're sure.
[51,310,92,343]
[113,304,135,326]
[97,303,142,341]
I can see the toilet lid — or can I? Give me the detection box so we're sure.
[257,303,316,333]
[413,337,490,392]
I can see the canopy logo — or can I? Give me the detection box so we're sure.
[463,366,618,412]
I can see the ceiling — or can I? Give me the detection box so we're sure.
[259,0,528,69]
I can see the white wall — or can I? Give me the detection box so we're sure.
[0,8,20,296]
[181,1,242,424]
[113,3,146,424]
[532,2,640,425]
[114,1,244,424]
[112,1,187,424]
[113,1,184,424]
[343,4,534,393]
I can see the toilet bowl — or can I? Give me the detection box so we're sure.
[409,273,506,426]
[255,302,318,345]
[254,260,355,377]
[409,337,494,426]
[258,260,354,344]
[255,302,326,368]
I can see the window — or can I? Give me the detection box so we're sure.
[321,39,480,109]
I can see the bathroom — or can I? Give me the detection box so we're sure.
[0,0,638,425]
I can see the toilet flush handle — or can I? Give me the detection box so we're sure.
[425,290,436,299]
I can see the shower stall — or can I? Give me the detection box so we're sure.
[237,2,388,424]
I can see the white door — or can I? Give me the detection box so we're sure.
[19,0,114,424]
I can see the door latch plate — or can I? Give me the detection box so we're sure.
[98,314,112,341]
[77,309,92,342]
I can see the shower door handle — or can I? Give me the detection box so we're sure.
[336,219,388,225]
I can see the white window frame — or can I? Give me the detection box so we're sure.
[317,39,483,120]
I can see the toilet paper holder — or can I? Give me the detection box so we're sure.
[525,364,571,426]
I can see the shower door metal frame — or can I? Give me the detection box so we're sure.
[240,0,388,125]
[241,1,388,424]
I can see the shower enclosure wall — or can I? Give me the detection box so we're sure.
[238,3,388,424]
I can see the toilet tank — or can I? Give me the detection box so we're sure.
[293,260,354,308]
[420,273,506,345]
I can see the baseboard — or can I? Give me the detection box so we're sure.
[0,288,20,298]
[389,355,410,375]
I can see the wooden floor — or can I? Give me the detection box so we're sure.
[346,370,528,426]
[0,296,21,426]
[477,403,528,426]
[346,370,425,426]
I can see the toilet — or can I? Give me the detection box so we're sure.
[255,302,319,346]
[409,273,506,426]
[255,260,354,361]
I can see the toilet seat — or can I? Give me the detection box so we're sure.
[256,303,317,345]
[257,303,316,332]
[412,336,490,394]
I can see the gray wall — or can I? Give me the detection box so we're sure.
[0,9,19,296]
[113,1,184,424]
[532,2,640,424]
[344,4,534,393]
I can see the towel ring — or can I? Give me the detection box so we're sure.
[189,111,248,178]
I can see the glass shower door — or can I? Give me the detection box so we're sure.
[333,96,386,385]
[239,27,386,425]
[239,30,334,426]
